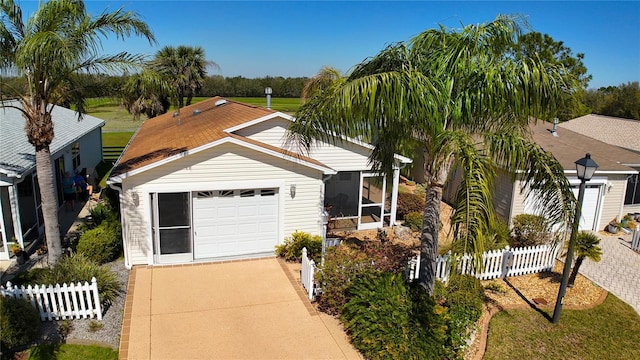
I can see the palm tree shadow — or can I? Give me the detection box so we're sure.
[503,278,553,322]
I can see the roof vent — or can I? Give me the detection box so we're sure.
[173,111,180,117]
[215,99,227,107]
[551,117,559,137]
[177,118,181,126]
[192,109,202,116]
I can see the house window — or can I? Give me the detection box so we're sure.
[625,174,640,205]
[71,143,81,170]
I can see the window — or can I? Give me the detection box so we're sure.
[71,143,81,170]
[240,190,255,197]
[219,190,234,197]
[625,174,640,205]
[261,189,276,196]
[156,193,191,255]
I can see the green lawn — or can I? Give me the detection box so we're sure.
[484,294,640,360]
[26,343,118,360]
[102,132,134,148]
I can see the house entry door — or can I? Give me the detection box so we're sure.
[358,173,386,230]
[151,192,193,264]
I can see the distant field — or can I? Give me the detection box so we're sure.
[86,96,301,132]
[102,132,134,147]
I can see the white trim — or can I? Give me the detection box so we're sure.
[141,180,285,265]
[224,112,293,133]
[563,170,638,175]
[227,113,413,164]
[108,136,336,183]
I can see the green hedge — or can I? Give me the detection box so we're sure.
[275,231,322,262]
[77,221,122,264]
[0,296,41,350]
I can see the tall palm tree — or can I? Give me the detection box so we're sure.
[0,0,155,265]
[288,15,579,295]
[152,45,218,108]
[567,231,602,287]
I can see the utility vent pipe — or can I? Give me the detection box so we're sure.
[265,87,272,109]
[552,117,559,137]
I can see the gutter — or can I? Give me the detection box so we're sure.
[108,182,132,270]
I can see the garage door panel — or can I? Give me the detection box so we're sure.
[194,188,279,259]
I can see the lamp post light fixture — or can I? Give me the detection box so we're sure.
[265,87,272,109]
[552,153,598,324]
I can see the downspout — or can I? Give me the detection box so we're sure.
[108,183,131,269]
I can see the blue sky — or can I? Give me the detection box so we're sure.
[19,1,640,89]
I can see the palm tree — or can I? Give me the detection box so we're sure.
[152,45,218,108]
[0,0,155,265]
[567,231,602,287]
[288,15,579,295]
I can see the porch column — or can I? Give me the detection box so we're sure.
[390,167,400,226]
[8,184,24,248]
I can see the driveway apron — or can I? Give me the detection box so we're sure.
[578,234,640,314]
[119,258,361,359]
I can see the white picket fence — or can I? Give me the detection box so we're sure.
[407,244,559,282]
[1,277,102,321]
[301,248,316,300]
[632,225,640,252]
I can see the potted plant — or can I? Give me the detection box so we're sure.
[9,243,28,265]
[606,221,620,234]
[621,214,632,228]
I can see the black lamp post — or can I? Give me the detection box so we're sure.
[552,153,598,324]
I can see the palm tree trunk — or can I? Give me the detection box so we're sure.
[419,183,444,295]
[35,146,63,264]
[568,256,584,288]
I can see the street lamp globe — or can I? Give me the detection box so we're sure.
[575,153,599,181]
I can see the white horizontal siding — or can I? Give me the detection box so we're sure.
[511,175,627,231]
[237,118,373,171]
[121,142,324,266]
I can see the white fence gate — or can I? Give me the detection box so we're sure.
[301,248,316,300]
[1,277,102,321]
[407,244,559,282]
[632,225,640,252]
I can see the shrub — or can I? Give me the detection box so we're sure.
[341,273,448,360]
[442,274,485,355]
[413,182,428,198]
[275,231,322,262]
[404,211,423,231]
[396,191,425,219]
[510,214,552,248]
[77,221,122,264]
[77,201,119,233]
[316,240,415,315]
[36,254,121,308]
[0,296,41,350]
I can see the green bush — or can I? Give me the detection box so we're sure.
[275,231,322,262]
[404,211,423,231]
[316,240,415,315]
[396,191,425,219]
[341,273,448,360]
[36,254,121,308]
[77,201,119,233]
[0,296,41,350]
[510,213,552,248]
[442,274,485,355]
[77,221,122,264]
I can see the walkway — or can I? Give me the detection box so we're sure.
[120,258,362,360]
[578,233,640,314]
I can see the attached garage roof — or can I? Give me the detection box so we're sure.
[110,97,335,180]
[531,121,640,173]
[559,114,640,153]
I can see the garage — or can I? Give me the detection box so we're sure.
[571,184,602,231]
[193,188,279,259]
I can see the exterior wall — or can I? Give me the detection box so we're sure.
[493,169,515,222]
[511,174,628,231]
[76,128,103,173]
[237,118,373,171]
[121,142,324,266]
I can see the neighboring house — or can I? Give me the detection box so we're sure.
[559,114,640,215]
[469,120,640,232]
[107,97,411,268]
[0,101,105,260]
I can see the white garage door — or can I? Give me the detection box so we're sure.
[193,189,278,259]
[571,185,601,231]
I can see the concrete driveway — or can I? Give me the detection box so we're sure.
[119,258,362,360]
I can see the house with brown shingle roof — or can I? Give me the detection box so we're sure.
[488,120,640,232]
[559,114,640,215]
[107,97,411,268]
